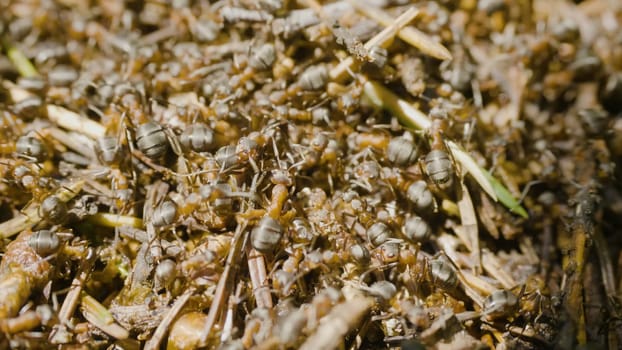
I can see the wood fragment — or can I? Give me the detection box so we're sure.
[0,270,33,319]
[199,222,248,346]
[0,180,85,239]
[50,248,97,344]
[481,249,517,289]
[144,287,195,350]
[5,82,106,139]
[299,295,374,350]
[57,249,96,323]
[0,309,41,334]
[46,127,97,160]
[247,247,273,309]
[80,293,129,339]
[47,105,107,140]
[457,181,481,274]
[564,189,598,345]
[87,213,144,228]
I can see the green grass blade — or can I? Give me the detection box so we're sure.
[3,40,39,77]
[483,170,529,218]
[362,79,528,218]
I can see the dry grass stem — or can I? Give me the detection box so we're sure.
[329,7,419,82]
[346,0,452,60]
[0,180,84,238]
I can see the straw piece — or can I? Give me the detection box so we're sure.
[347,0,452,60]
